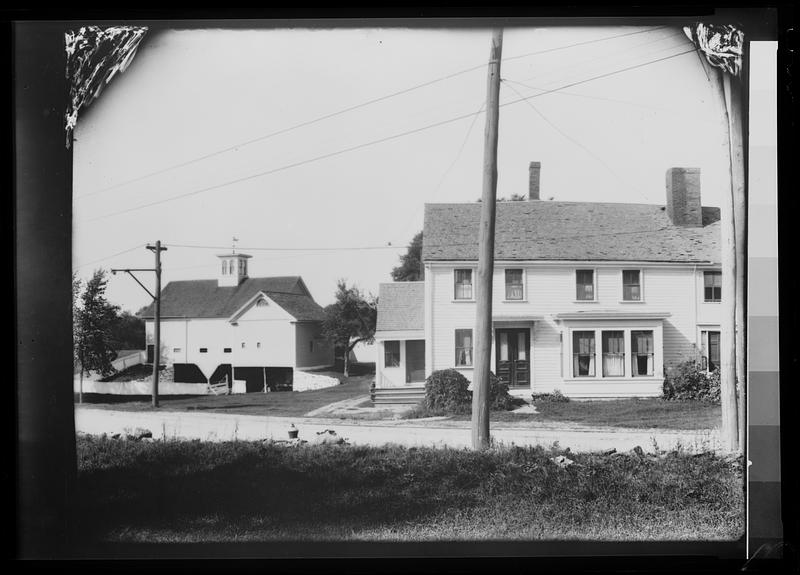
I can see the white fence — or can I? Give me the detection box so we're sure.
[111,351,145,372]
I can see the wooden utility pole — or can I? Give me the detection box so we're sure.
[723,72,747,452]
[471,28,503,451]
[113,241,167,409]
[699,58,739,453]
[147,241,166,408]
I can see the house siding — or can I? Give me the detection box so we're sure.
[426,263,721,396]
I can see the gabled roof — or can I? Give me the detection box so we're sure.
[138,276,325,321]
[375,282,425,333]
[422,201,720,263]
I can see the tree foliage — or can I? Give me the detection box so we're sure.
[391,231,424,282]
[74,269,120,379]
[109,310,146,350]
[321,280,377,377]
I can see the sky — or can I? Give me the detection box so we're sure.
[72,23,732,312]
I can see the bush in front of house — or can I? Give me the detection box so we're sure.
[423,369,472,415]
[662,360,720,403]
[416,369,526,417]
[489,373,527,411]
[531,389,570,403]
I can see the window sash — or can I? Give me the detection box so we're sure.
[454,269,473,299]
[631,330,654,376]
[384,341,401,367]
[622,270,641,301]
[704,272,722,302]
[572,331,595,376]
[576,270,594,300]
[455,329,473,366]
[505,269,524,300]
[602,331,625,377]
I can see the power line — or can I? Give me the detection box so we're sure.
[81,47,697,223]
[75,26,671,201]
[72,243,146,272]
[163,242,406,252]
[501,79,651,202]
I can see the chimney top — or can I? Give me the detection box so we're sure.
[665,167,702,227]
[529,162,541,200]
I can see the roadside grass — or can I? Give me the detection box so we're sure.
[442,398,721,430]
[78,371,374,417]
[75,435,744,543]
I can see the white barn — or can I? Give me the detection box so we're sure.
[140,252,335,392]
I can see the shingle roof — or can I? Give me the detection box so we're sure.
[422,201,720,263]
[138,277,325,321]
[375,282,425,332]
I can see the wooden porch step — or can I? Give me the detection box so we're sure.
[372,386,426,405]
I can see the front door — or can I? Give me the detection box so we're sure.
[496,329,530,388]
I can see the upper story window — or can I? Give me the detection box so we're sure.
[454,269,473,300]
[256,299,268,307]
[384,341,400,367]
[622,270,641,301]
[505,269,524,300]
[575,269,595,301]
[455,329,473,367]
[704,271,722,302]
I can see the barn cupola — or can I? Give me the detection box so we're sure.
[217,252,252,287]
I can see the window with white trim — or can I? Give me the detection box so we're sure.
[221,260,227,275]
[384,341,400,367]
[455,329,473,366]
[700,330,720,371]
[576,269,595,301]
[601,331,625,377]
[454,269,473,300]
[572,331,596,376]
[505,269,524,300]
[704,271,722,302]
[622,270,641,301]
[631,330,654,376]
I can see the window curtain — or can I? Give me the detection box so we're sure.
[602,331,625,377]
[572,332,595,376]
[631,331,654,376]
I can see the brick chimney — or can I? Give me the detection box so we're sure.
[529,161,541,200]
[665,167,702,227]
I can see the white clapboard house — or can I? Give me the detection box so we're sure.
[140,252,335,392]
[373,163,723,403]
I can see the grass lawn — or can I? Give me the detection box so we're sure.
[78,368,374,418]
[445,399,721,430]
[74,435,744,543]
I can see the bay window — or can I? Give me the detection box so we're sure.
[631,330,654,376]
[601,331,625,377]
[572,331,596,376]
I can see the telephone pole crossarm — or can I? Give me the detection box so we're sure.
[111,268,156,301]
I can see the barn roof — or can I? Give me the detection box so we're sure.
[138,276,325,321]
[422,201,720,263]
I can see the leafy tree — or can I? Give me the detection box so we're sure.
[109,310,146,350]
[322,280,377,377]
[391,231,424,281]
[75,270,120,391]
